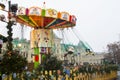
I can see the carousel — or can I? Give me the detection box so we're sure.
[16,4,77,68]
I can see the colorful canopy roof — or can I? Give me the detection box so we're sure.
[16,7,76,29]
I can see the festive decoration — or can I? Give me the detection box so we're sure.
[34,47,39,54]
[30,29,53,48]
[35,55,39,62]
[33,47,41,68]
[6,21,14,51]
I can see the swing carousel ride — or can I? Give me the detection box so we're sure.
[0,0,94,68]
[15,3,77,68]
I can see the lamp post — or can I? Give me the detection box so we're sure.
[0,1,18,51]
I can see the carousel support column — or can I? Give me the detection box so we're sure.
[34,47,40,68]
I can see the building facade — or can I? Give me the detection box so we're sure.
[80,53,105,65]
[1,36,105,66]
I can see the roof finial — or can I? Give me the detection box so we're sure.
[43,1,46,9]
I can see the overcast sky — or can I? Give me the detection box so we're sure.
[0,0,120,52]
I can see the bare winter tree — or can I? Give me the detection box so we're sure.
[105,42,120,64]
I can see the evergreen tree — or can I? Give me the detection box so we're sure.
[37,54,63,71]
[0,50,27,74]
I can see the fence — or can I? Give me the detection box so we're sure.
[3,70,117,80]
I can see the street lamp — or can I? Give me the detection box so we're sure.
[0,3,5,10]
[0,1,18,51]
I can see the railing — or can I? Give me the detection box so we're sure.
[3,70,117,80]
